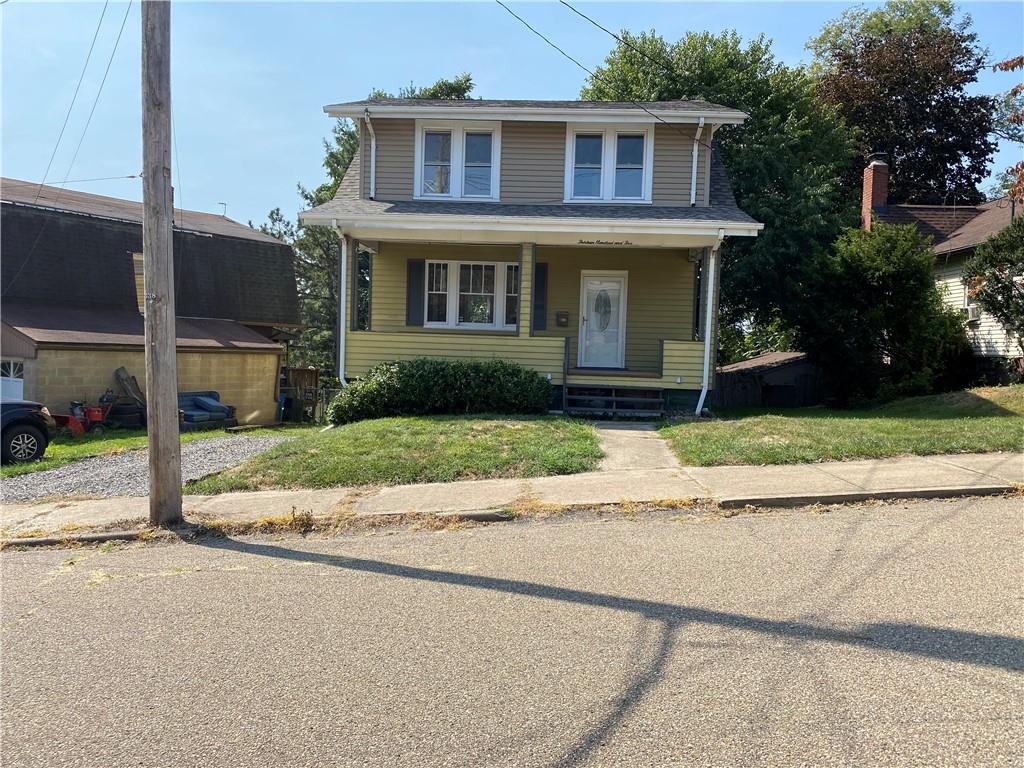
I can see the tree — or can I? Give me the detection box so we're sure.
[795,222,973,404]
[962,217,1024,358]
[581,30,859,332]
[260,75,474,372]
[811,1,996,204]
[993,54,1024,203]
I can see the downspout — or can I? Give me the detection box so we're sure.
[336,224,348,386]
[689,117,705,207]
[695,229,724,416]
[363,109,376,200]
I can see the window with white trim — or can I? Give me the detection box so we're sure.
[504,264,520,326]
[427,262,449,323]
[564,124,654,202]
[414,121,501,200]
[424,260,518,330]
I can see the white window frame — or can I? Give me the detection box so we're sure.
[564,124,654,203]
[423,259,519,331]
[413,120,501,201]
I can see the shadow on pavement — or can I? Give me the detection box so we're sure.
[193,535,1024,767]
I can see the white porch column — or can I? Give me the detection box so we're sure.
[337,231,348,385]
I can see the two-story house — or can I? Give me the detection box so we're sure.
[301,99,763,415]
[860,155,1023,370]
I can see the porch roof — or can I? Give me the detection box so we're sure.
[301,149,762,243]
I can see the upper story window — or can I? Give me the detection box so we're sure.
[414,121,501,201]
[564,124,654,203]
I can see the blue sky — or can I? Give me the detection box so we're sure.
[3,1,1022,228]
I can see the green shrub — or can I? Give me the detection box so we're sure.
[795,222,974,405]
[328,358,551,424]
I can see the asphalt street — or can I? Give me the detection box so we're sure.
[2,496,1021,767]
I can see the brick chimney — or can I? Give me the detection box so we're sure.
[861,152,889,231]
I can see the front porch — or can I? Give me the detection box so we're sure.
[341,238,715,414]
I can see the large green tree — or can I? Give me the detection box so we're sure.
[963,217,1024,359]
[581,30,858,332]
[260,75,474,374]
[795,222,973,404]
[810,1,996,204]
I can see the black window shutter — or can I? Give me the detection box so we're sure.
[532,262,548,331]
[406,259,425,326]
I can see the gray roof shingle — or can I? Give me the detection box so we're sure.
[1,178,284,245]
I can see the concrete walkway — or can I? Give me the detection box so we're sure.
[594,422,679,471]
[2,451,1021,536]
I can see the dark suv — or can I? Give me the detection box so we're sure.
[1,400,57,463]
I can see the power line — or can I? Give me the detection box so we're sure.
[493,0,719,157]
[57,173,140,184]
[34,0,110,202]
[3,0,134,297]
[558,0,680,85]
[57,0,133,192]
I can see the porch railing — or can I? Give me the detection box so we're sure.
[344,332,707,390]
[346,331,568,384]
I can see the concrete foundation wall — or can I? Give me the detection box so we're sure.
[26,348,281,425]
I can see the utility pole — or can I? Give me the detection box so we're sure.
[141,0,182,525]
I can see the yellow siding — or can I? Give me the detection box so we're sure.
[349,243,705,388]
[132,253,145,311]
[500,121,566,203]
[535,246,696,372]
[660,340,706,389]
[30,348,281,425]
[354,118,713,207]
[346,331,566,383]
[652,124,707,206]
[370,242,520,332]
[935,257,1020,358]
[362,118,415,200]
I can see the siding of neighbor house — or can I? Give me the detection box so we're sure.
[351,242,706,388]
[935,255,1020,357]
[357,119,712,206]
[25,348,281,424]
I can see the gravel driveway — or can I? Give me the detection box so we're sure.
[1,435,287,501]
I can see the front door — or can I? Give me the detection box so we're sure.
[579,271,627,368]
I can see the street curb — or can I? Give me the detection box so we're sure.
[717,484,1013,509]
[435,510,514,522]
[0,529,160,549]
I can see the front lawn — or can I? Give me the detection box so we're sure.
[0,426,307,479]
[184,415,602,494]
[660,385,1024,466]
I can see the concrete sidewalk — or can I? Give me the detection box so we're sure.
[2,451,1020,536]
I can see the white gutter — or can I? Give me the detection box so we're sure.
[324,104,748,125]
[300,211,763,237]
[363,109,376,200]
[336,226,348,386]
[695,229,725,416]
[689,117,705,207]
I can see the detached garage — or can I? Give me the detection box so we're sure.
[2,302,283,424]
[1,178,300,424]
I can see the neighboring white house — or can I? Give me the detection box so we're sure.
[860,155,1022,361]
